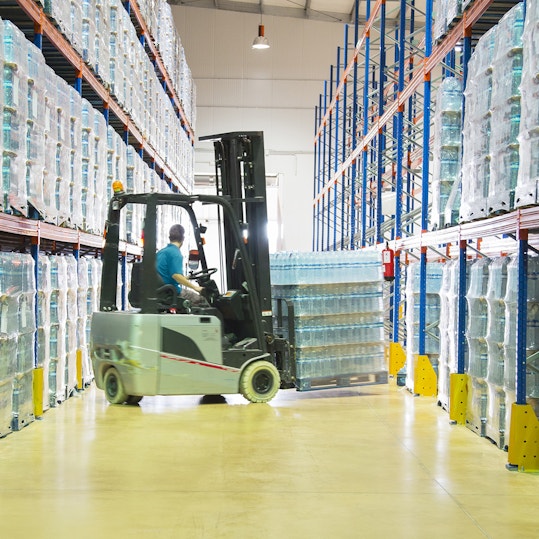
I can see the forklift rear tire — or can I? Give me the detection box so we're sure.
[104,367,128,404]
[239,361,280,403]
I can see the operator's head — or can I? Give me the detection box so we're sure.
[169,224,185,245]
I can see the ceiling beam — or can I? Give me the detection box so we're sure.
[169,0,360,23]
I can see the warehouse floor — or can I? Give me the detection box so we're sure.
[1,381,537,538]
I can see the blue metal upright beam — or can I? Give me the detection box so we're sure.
[456,25,473,374]
[457,240,467,373]
[360,0,372,248]
[334,50,341,251]
[516,229,529,405]
[316,94,323,251]
[33,22,42,49]
[392,0,407,344]
[350,0,360,250]
[31,238,39,368]
[322,80,328,250]
[313,102,320,251]
[406,0,416,235]
[418,0,434,356]
[328,66,335,250]
[341,25,349,250]
[375,0,386,245]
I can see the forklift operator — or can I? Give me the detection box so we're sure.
[156,224,208,306]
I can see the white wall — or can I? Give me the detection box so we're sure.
[171,6,344,251]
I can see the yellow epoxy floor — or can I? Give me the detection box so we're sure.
[0,382,537,539]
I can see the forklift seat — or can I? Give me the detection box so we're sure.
[128,261,177,311]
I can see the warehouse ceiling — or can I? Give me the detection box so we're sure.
[167,0,411,24]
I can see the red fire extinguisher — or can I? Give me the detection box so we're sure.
[382,242,395,281]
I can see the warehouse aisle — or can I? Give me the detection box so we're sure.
[0,382,537,539]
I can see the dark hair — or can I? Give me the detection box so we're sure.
[169,224,185,243]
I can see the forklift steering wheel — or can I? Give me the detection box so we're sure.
[189,267,218,280]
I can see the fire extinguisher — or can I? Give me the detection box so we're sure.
[382,242,395,281]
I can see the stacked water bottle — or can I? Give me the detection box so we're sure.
[26,41,47,220]
[430,77,463,230]
[485,257,510,447]
[459,3,533,221]
[1,20,29,216]
[125,146,145,244]
[270,250,385,390]
[436,259,459,410]
[460,26,496,222]
[465,258,490,436]
[515,0,539,207]
[404,262,443,392]
[37,257,51,412]
[434,0,462,42]
[80,258,102,386]
[503,257,539,433]
[487,3,524,215]
[65,256,79,394]
[0,253,36,436]
[36,0,196,134]
[48,256,68,406]
[1,18,180,234]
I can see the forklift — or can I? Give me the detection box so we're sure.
[90,132,295,404]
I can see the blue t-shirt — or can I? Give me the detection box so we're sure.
[156,243,184,292]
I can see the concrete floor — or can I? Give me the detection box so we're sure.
[0,382,537,539]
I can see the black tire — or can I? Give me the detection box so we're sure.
[239,361,280,403]
[103,367,128,404]
[126,395,143,405]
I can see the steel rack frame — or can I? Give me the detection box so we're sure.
[0,1,187,402]
[0,0,193,194]
[313,0,537,471]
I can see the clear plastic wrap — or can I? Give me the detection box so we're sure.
[0,254,36,430]
[0,376,13,437]
[270,251,385,388]
[403,262,443,391]
[464,258,490,436]
[460,26,497,223]
[515,0,539,207]
[484,257,510,447]
[487,3,524,215]
[430,77,463,230]
[41,64,59,223]
[2,21,29,215]
[437,260,461,410]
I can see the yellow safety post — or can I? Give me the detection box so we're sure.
[449,373,468,424]
[76,349,83,390]
[389,342,406,376]
[507,403,539,473]
[33,367,44,418]
[413,354,437,396]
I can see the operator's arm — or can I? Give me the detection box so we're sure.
[172,273,203,294]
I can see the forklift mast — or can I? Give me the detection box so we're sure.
[200,132,273,335]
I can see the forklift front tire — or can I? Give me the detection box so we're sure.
[240,360,280,403]
[104,367,128,404]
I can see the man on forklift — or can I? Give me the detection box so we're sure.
[156,223,208,306]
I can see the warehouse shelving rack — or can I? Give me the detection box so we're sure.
[0,0,189,263]
[0,1,191,420]
[313,0,538,472]
[0,0,195,241]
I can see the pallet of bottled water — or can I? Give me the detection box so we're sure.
[270,250,387,391]
[0,253,36,436]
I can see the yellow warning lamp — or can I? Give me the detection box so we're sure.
[112,180,125,195]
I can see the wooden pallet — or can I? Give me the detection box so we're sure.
[296,371,388,392]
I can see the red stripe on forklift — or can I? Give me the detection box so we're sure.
[160,354,239,372]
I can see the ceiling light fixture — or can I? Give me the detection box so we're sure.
[252,4,270,50]
[252,24,270,49]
